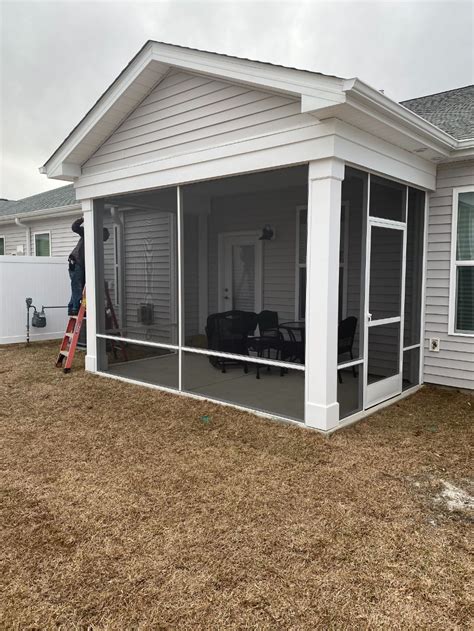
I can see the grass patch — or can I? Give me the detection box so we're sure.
[1,341,472,629]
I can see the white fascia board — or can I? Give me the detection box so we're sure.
[150,41,346,105]
[343,78,458,154]
[440,139,474,163]
[41,41,346,183]
[41,42,168,180]
[0,204,82,225]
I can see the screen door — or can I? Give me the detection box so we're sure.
[365,220,406,407]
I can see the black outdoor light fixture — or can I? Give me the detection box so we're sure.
[259,224,275,240]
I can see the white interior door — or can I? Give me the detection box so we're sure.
[219,232,262,313]
[365,220,406,408]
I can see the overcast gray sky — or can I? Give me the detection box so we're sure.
[1,0,473,200]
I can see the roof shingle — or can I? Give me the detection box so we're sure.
[0,184,77,218]
[401,85,474,140]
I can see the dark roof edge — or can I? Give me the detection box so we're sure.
[401,83,474,104]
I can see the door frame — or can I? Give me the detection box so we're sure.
[363,217,407,408]
[217,230,263,313]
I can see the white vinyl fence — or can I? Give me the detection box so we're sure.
[0,256,71,344]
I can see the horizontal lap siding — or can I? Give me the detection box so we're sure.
[29,215,81,256]
[82,69,313,177]
[0,224,27,255]
[122,210,176,344]
[0,215,81,257]
[424,160,474,389]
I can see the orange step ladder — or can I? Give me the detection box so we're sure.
[55,289,87,373]
[56,284,128,373]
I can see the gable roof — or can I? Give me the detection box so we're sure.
[40,41,473,181]
[0,184,78,219]
[401,85,474,141]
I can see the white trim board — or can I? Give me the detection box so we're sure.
[73,119,437,200]
[41,40,466,186]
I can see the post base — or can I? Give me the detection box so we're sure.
[305,401,339,432]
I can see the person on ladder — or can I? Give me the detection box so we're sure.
[68,217,109,315]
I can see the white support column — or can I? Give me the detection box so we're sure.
[305,158,344,431]
[82,199,97,372]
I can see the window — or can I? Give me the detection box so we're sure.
[450,189,474,334]
[0,236,4,255]
[34,232,51,257]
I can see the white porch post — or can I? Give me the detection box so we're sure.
[305,158,344,431]
[83,199,97,372]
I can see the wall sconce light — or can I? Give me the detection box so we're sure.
[259,224,275,240]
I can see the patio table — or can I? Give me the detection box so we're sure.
[279,321,305,364]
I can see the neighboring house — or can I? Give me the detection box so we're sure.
[39,41,473,432]
[0,185,83,345]
[0,185,81,256]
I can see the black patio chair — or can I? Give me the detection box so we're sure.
[338,316,358,384]
[205,310,257,373]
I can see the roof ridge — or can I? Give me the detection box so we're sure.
[149,39,344,80]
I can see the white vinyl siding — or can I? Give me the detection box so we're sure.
[424,160,474,390]
[0,214,81,257]
[0,223,28,255]
[82,69,314,178]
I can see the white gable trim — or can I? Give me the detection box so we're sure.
[40,41,466,184]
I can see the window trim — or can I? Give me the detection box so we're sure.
[33,231,51,257]
[448,186,474,337]
[0,235,5,255]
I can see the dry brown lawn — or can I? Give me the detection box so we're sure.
[1,341,473,630]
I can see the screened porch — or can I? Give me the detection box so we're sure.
[92,163,425,427]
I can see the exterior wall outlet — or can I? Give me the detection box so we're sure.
[429,338,440,352]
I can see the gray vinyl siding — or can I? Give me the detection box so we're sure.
[423,160,474,390]
[30,215,81,256]
[0,214,81,256]
[82,69,313,178]
[120,210,177,344]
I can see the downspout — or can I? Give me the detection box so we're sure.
[15,217,31,255]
